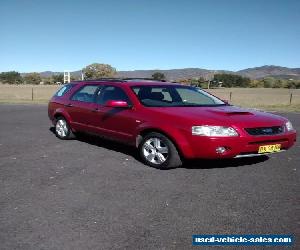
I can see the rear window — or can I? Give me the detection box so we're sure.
[54,83,75,97]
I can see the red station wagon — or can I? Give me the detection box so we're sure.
[48,79,297,169]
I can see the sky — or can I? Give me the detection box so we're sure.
[0,0,299,72]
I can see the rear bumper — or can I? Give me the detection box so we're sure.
[181,131,297,159]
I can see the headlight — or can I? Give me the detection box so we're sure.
[192,126,239,137]
[285,121,294,131]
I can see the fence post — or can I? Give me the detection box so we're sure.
[31,87,34,101]
[289,93,293,105]
[229,92,232,101]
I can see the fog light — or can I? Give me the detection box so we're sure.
[216,147,226,154]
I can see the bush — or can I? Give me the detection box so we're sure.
[23,73,42,85]
[0,71,23,84]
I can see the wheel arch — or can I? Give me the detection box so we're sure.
[54,112,64,120]
[53,109,72,123]
[52,109,75,132]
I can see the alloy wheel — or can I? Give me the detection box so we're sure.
[142,137,169,165]
[55,119,69,138]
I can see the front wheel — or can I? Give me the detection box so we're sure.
[139,132,182,169]
[54,117,74,140]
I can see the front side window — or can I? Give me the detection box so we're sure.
[131,85,225,107]
[97,86,131,105]
[71,85,99,103]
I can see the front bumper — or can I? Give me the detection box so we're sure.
[234,150,286,158]
[182,131,297,159]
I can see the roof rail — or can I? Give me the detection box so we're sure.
[73,77,167,83]
[73,78,124,82]
[123,78,166,82]
[94,78,124,81]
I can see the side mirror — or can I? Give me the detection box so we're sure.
[105,100,130,108]
[222,99,229,104]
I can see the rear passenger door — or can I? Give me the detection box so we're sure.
[67,84,101,131]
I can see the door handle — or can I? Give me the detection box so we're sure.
[65,103,73,107]
[91,108,100,112]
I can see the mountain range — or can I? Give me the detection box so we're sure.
[34,65,300,80]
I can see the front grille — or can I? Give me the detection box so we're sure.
[245,126,284,136]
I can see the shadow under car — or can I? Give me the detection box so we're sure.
[49,127,269,169]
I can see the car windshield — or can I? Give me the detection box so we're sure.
[131,85,226,107]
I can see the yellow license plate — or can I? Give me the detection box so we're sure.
[258,144,281,154]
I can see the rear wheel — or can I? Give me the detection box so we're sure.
[55,117,74,140]
[139,132,182,169]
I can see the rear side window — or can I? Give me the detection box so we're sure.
[54,83,75,97]
[71,85,99,103]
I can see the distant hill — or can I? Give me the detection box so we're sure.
[237,65,300,80]
[33,71,63,78]
[25,65,300,80]
[117,68,233,80]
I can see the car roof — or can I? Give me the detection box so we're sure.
[71,78,184,87]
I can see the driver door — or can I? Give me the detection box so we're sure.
[90,85,138,143]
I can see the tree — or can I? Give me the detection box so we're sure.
[177,78,192,85]
[261,77,275,88]
[83,63,116,79]
[152,72,166,81]
[0,71,23,84]
[273,79,284,88]
[190,78,200,86]
[213,73,250,87]
[192,77,208,88]
[23,73,42,85]
[42,77,53,85]
[71,75,80,81]
[249,79,264,88]
[52,74,64,84]
[285,80,300,89]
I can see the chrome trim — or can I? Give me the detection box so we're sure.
[234,150,286,158]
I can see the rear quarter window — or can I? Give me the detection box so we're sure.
[54,83,75,97]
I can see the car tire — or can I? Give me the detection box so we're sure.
[139,132,182,169]
[54,116,75,140]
